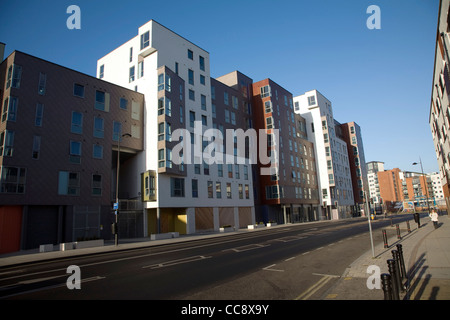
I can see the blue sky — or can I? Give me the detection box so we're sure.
[0,0,440,173]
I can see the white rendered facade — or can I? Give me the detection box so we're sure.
[97,20,255,235]
[294,90,355,219]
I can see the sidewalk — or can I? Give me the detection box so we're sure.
[323,214,450,300]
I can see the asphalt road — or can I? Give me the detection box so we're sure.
[0,215,414,301]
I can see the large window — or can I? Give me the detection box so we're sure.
[266,185,279,199]
[260,85,271,98]
[0,166,26,194]
[70,140,82,164]
[35,103,44,127]
[6,64,22,89]
[58,171,80,196]
[158,97,171,116]
[158,73,171,92]
[171,177,185,197]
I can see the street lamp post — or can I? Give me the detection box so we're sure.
[413,158,431,227]
[115,132,131,246]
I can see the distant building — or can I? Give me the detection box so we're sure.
[367,161,384,204]
[294,90,355,219]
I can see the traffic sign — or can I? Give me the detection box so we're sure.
[113,202,118,210]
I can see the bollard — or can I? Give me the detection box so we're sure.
[387,259,400,300]
[396,224,401,240]
[392,250,404,292]
[406,220,411,233]
[382,229,389,248]
[396,244,407,282]
[381,273,393,300]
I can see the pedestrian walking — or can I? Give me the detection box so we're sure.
[429,209,439,229]
[414,212,421,228]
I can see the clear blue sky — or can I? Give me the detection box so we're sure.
[0,0,440,173]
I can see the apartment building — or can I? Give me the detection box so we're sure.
[250,79,320,223]
[429,0,450,213]
[0,49,145,253]
[340,121,369,207]
[367,160,385,204]
[97,20,255,235]
[294,90,355,219]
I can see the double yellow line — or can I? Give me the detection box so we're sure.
[295,275,338,300]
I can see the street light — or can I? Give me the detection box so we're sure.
[114,132,131,246]
[412,158,431,227]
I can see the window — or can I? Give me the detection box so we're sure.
[58,171,80,196]
[231,112,236,125]
[129,66,135,83]
[199,56,205,71]
[188,69,194,85]
[266,117,273,129]
[224,92,229,105]
[226,183,232,199]
[92,174,102,196]
[140,31,150,50]
[38,73,47,95]
[216,182,222,198]
[264,101,273,113]
[35,103,44,126]
[201,94,207,110]
[70,140,81,163]
[158,149,165,168]
[218,164,223,177]
[189,111,195,127]
[192,179,198,198]
[158,122,164,141]
[113,121,122,141]
[188,49,193,60]
[119,98,128,110]
[212,103,216,118]
[228,164,233,178]
[94,91,106,111]
[32,136,41,160]
[200,74,206,85]
[1,98,8,122]
[235,165,240,179]
[158,97,171,116]
[266,185,279,199]
[129,47,133,62]
[93,144,103,159]
[244,165,248,180]
[142,171,156,201]
[260,85,271,98]
[138,61,144,78]
[232,96,238,109]
[73,84,84,98]
[245,184,250,199]
[225,110,230,123]
[189,89,195,101]
[99,65,104,79]
[208,181,213,198]
[6,64,22,89]
[158,73,172,92]
[201,115,207,126]
[1,130,14,156]
[71,111,83,134]
[93,117,104,139]
[171,178,185,197]
[307,95,316,106]
[0,166,26,194]
[165,122,172,141]
[3,96,18,122]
